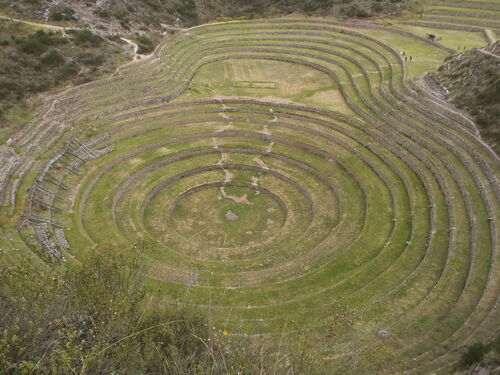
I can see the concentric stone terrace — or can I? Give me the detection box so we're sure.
[0,19,498,373]
[402,0,500,40]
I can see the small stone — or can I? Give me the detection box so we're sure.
[377,330,390,338]
[225,210,238,220]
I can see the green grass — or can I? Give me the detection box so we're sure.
[189,59,355,115]
[393,24,489,50]
[1,16,498,375]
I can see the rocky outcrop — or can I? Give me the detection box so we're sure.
[431,41,500,154]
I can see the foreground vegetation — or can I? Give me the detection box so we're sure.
[0,245,325,375]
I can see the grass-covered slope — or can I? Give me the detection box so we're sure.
[431,41,500,154]
[400,0,500,39]
[0,19,498,374]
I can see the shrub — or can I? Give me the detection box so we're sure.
[16,38,46,54]
[303,0,334,13]
[0,40,9,46]
[56,62,80,81]
[33,29,66,45]
[0,81,19,100]
[41,49,65,66]
[460,343,488,367]
[94,8,111,19]
[175,0,199,22]
[343,4,370,17]
[14,30,66,54]
[70,29,103,47]
[372,2,384,12]
[120,20,131,30]
[137,35,154,54]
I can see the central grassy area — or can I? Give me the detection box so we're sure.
[171,185,287,249]
[188,59,354,115]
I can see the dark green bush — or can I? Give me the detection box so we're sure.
[94,8,112,19]
[70,29,103,47]
[14,30,66,54]
[0,80,19,100]
[56,62,80,81]
[16,38,46,54]
[175,0,199,22]
[137,35,154,54]
[372,2,384,12]
[120,20,131,30]
[33,29,66,45]
[343,4,370,17]
[460,343,487,367]
[41,49,65,66]
[303,0,334,13]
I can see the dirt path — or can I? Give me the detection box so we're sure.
[0,13,158,77]
[120,37,140,60]
[0,14,75,31]
[120,37,155,62]
[479,48,500,60]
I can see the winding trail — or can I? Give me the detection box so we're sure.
[479,47,500,59]
[0,13,157,75]
[120,37,155,62]
[0,13,80,32]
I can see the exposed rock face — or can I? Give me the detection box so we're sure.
[431,41,500,154]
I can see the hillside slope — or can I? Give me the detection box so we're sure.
[0,19,128,136]
[1,0,418,32]
[431,41,500,154]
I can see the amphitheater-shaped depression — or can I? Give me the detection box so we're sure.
[2,19,499,373]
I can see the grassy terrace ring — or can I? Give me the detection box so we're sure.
[0,19,498,374]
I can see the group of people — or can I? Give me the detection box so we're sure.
[401,51,413,62]
[399,30,468,63]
